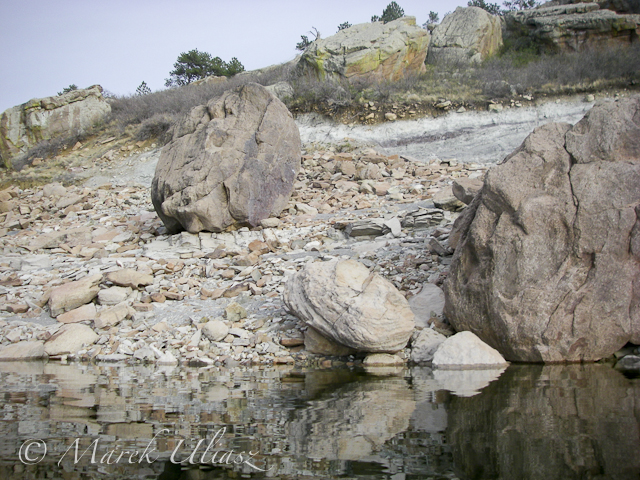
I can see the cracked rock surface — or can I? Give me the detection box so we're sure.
[444,96,640,362]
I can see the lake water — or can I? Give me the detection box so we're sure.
[0,361,638,479]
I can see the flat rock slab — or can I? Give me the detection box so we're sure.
[0,341,46,361]
[48,274,102,317]
[44,323,98,356]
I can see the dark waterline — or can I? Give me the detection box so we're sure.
[0,361,638,479]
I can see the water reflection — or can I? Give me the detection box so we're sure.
[448,364,640,480]
[0,361,636,479]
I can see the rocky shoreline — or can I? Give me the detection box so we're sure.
[0,146,484,368]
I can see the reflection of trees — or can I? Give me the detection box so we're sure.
[447,364,640,480]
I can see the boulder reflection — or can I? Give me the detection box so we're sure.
[447,364,640,480]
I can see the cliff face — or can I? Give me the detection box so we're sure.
[0,85,111,168]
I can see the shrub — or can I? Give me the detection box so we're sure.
[57,84,78,96]
[478,45,640,96]
[135,81,151,96]
[164,49,245,87]
[423,11,439,27]
[468,0,502,15]
[372,1,404,23]
[337,21,352,31]
[296,27,320,51]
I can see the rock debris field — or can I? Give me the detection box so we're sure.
[0,146,487,368]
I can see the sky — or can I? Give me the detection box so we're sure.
[0,0,470,113]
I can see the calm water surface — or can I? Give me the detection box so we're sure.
[0,361,638,479]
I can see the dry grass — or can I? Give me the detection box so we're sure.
[479,45,640,97]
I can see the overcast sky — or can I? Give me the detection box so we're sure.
[0,0,470,112]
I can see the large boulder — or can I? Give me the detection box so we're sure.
[0,85,111,168]
[283,259,415,353]
[426,7,503,66]
[151,83,301,233]
[504,3,640,52]
[297,17,430,82]
[444,96,640,363]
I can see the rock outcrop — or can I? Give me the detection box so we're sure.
[504,3,640,52]
[427,7,503,65]
[444,96,640,362]
[0,85,111,168]
[283,259,415,353]
[151,83,301,233]
[544,0,640,14]
[297,17,430,82]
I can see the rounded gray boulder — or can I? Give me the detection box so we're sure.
[151,83,301,233]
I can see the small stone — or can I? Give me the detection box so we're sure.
[7,304,29,314]
[296,203,318,216]
[223,283,249,298]
[150,293,166,303]
[5,330,22,343]
[49,274,102,317]
[384,112,397,121]
[248,240,270,255]
[225,303,247,322]
[157,351,178,365]
[260,218,282,228]
[94,302,131,329]
[202,319,229,342]
[432,331,508,368]
[373,183,389,196]
[98,286,131,306]
[132,303,154,312]
[57,303,97,324]
[106,269,154,289]
[410,328,447,364]
[363,353,405,366]
[281,337,304,347]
